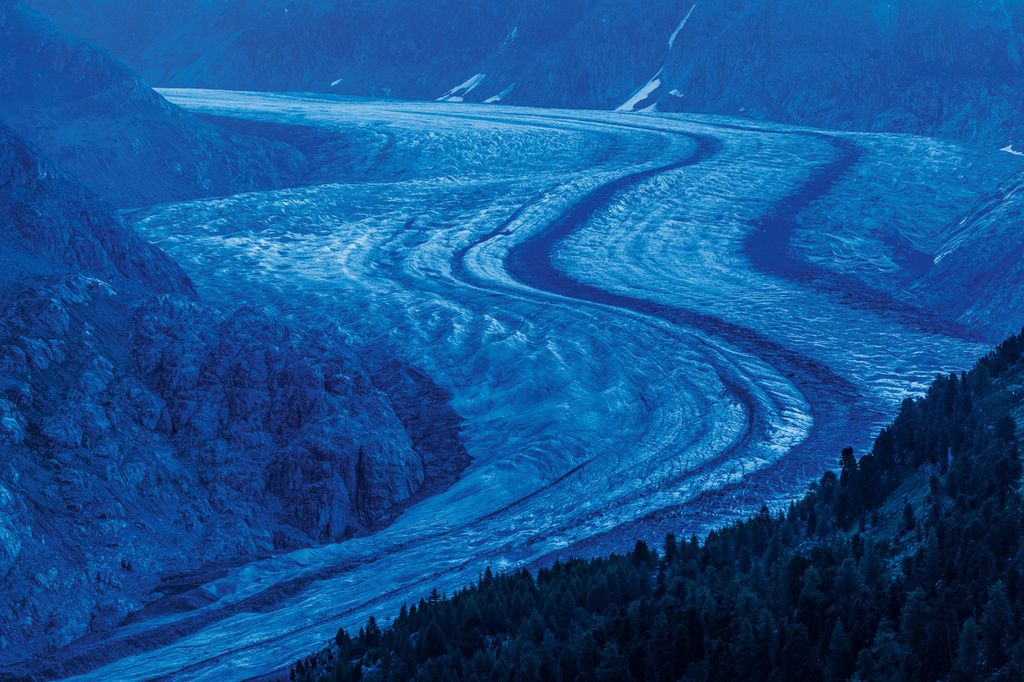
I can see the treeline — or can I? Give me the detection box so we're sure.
[292,331,1024,682]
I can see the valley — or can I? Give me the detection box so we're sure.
[27,90,1018,681]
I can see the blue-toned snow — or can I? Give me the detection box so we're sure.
[59,90,1003,680]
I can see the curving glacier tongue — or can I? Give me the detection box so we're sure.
[47,90,1021,681]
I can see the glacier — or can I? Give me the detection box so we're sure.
[12,89,1019,681]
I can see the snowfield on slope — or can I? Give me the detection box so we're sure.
[40,90,1021,681]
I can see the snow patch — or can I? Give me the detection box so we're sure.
[616,71,662,112]
[437,73,486,102]
[1001,144,1024,156]
[668,3,699,49]
[484,84,516,104]
[330,78,343,88]
[502,25,519,47]
[669,89,685,98]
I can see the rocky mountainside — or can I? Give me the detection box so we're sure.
[20,0,669,104]
[0,0,303,207]
[24,0,1024,146]
[915,170,1024,339]
[656,0,1024,147]
[0,122,192,294]
[0,124,428,663]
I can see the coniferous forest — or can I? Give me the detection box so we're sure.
[292,331,1024,682]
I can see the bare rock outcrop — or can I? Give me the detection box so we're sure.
[0,123,427,663]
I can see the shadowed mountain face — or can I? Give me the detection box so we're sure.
[19,0,680,106]
[0,0,304,207]
[0,0,469,666]
[915,171,1024,337]
[656,0,1024,146]
[0,124,429,663]
[0,123,193,295]
[24,0,1024,146]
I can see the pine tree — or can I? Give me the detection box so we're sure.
[902,502,916,532]
[365,615,382,647]
[855,623,903,682]
[419,620,447,660]
[981,582,1013,669]
[951,617,982,681]
[825,621,852,682]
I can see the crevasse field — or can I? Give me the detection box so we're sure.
[56,89,1013,680]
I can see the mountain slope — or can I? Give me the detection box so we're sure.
[0,125,428,664]
[654,0,1024,146]
[24,0,1024,146]
[0,122,193,294]
[914,171,1024,339]
[0,0,303,207]
[20,0,679,109]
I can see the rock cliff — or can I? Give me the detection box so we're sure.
[0,124,426,662]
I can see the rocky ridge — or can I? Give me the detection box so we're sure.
[24,0,1024,147]
[0,0,304,207]
[0,123,430,662]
